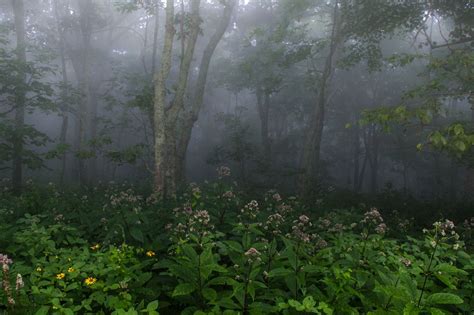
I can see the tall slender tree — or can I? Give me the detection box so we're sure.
[11,0,27,193]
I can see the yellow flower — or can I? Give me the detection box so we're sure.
[56,273,65,280]
[67,267,75,273]
[146,250,156,257]
[84,277,97,286]
[90,244,100,251]
[36,267,42,272]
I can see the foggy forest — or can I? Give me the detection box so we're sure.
[0,0,473,314]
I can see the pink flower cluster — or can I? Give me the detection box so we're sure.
[264,213,285,235]
[289,215,314,243]
[169,206,214,239]
[217,166,231,178]
[244,247,262,263]
[362,207,387,234]
[238,200,260,222]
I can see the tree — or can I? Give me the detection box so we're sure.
[154,0,236,197]
[11,0,27,193]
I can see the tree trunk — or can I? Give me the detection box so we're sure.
[464,95,474,197]
[154,0,235,196]
[257,88,271,160]
[172,0,236,186]
[151,0,160,76]
[154,0,175,195]
[11,0,27,194]
[367,124,379,194]
[54,0,70,185]
[72,0,93,186]
[352,117,360,192]
[300,1,341,196]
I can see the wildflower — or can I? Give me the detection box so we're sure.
[222,191,235,199]
[84,277,97,286]
[239,200,260,223]
[190,183,201,195]
[0,254,12,267]
[15,274,24,291]
[375,223,387,234]
[290,214,313,243]
[272,193,282,202]
[315,239,328,249]
[400,257,412,267]
[244,247,261,257]
[265,212,285,235]
[90,244,100,251]
[244,247,262,264]
[56,273,65,280]
[146,250,156,257]
[217,166,231,178]
[362,207,384,225]
[453,243,460,250]
[67,267,75,273]
[329,223,345,232]
[319,219,331,229]
[277,203,293,215]
[36,267,42,272]
[299,215,310,224]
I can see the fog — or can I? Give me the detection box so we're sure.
[0,0,473,201]
[1,1,474,313]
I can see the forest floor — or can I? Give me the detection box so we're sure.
[0,180,473,314]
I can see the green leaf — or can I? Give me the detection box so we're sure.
[202,287,217,301]
[130,228,144,243]
[35,306,50,315]
[268,267,292,278]
[426,293,463,305]
[146,300,159,311]
[172,283,195,297]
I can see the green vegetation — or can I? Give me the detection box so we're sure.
[1,175,472,314]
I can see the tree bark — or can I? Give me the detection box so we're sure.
[11,0,27,194]
[465,95,474,197]
[71,0,93,186]
[367,124,379,194]
[154,0,175,195]
[151,0,160,76]
[257,87,271,160]
[54,0,70,185]
[352,118,360,192]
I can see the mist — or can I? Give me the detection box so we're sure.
[0,0,473,313]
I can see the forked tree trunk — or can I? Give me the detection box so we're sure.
[154,0,235,196]
[174,0,236,186]
[11,0,27,194]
